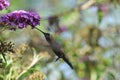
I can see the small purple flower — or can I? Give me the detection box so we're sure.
[0,10,40,30]
[0,0,10,10]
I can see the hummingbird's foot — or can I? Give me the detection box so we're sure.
[55,57,60,61]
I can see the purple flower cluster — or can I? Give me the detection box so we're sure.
[0,0,10,10]
[0,10,40,30]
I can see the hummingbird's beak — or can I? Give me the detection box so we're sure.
[36,27,45,34]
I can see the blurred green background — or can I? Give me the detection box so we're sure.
[0,0,120,80]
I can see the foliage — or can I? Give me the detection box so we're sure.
[0,0,120,80]
[0,44,46,80]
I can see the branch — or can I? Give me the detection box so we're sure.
[41,0,96,20]
[16,49,44,80]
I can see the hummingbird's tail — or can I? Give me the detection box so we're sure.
[63,56,73,69]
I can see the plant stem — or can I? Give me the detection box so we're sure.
[16,54,44,80]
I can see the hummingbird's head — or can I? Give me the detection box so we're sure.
[43,32,52,43]
[36,28,52,43]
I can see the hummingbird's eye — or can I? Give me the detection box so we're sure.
[47,33,50,36]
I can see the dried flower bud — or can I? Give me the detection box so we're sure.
[0,41,14,53]
[28,71,45,80]
[0,41,14,61]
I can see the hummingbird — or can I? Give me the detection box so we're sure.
[36,28,73,69]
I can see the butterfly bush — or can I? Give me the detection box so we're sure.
[0,0,10,10]
[0,10,40,30]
